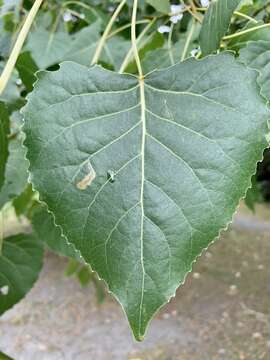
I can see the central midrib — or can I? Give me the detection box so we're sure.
[138,77,146,338]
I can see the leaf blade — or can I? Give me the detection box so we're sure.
[146,0,170,13]
[199,0,242,55]
[0,233,44,315]
[239,39,270,100]
[23,54,269,340]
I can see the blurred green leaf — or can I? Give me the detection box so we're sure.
[146,0,170,13]
[200,0,242,55]
[25,21,101,68]
[32,207,82,260]
[0,350,14,360]
[0,134,28,209]
[16,52,38,92]
[12,184,36,217]
[0,233,44,316]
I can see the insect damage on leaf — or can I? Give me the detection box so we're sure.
[76,161,96,190]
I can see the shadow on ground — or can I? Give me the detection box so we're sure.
[0,204,270,360]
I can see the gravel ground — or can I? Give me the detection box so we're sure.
[0,204,270,360]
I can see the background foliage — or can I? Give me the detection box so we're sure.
[1,0,270,345]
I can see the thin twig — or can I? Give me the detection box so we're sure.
[119,18,156,73]
[0,0,43,95]
[91,0,126,65]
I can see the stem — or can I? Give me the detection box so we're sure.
[131,0,143,78]
[223,23,270,40]
[197,6,258,23]
[186,0,202,23]
[233,11,258,23]
[62,0,92,11]
[119,18,155,74]
[0,0,43,96]
[107,19,150,39]
[168,23,175,65]
[0,211,3,255]
[91,0,126,65]
[181,18,196,61]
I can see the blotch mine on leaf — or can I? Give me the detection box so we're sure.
[76,161,96,190]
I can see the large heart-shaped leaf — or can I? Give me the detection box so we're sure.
[0,234,44,315]
[199,0,241,55]
[23,53,269,340]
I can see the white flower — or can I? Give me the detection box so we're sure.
[170,4,185,13]
[190,47,200,57]
[0,285,9,295]
[170,13,183,24]
[158,25,171,34]
[170,4,184,24]
[63,11,73,22]
[16,78,22,86]
[201,0,210,8]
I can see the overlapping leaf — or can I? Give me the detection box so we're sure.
[200,0,241,55]
[23,53,269,340]
[0,135,28,209]
[146,0,170,13]
[33,207,82,260]
[25,22,100,69]
[228,20,270,50]
[0,233,44,315]
[240,40,270,100]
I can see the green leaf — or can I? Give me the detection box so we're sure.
[65,258,81,276]
[239,40,270,100]
[199,0,242,55]
[12,184,35,217]
[146,0,170,13]
[0,62,21,107]
[77,265,93,287]
[0,233,44,316]
[244,175,261,212]
[102,36,130,71]
[32,207,82,260]
[0,350,14,360]
[0,134,28,209]
[16,52,38,92]
[228,21,270,50]
[23,53,269,340]
[0,102,10,191]
[25,21,101,69]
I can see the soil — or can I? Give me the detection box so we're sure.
[0,204,270,360]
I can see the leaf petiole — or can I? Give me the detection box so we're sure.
[119,18,156,73]
[131,0,143,78]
